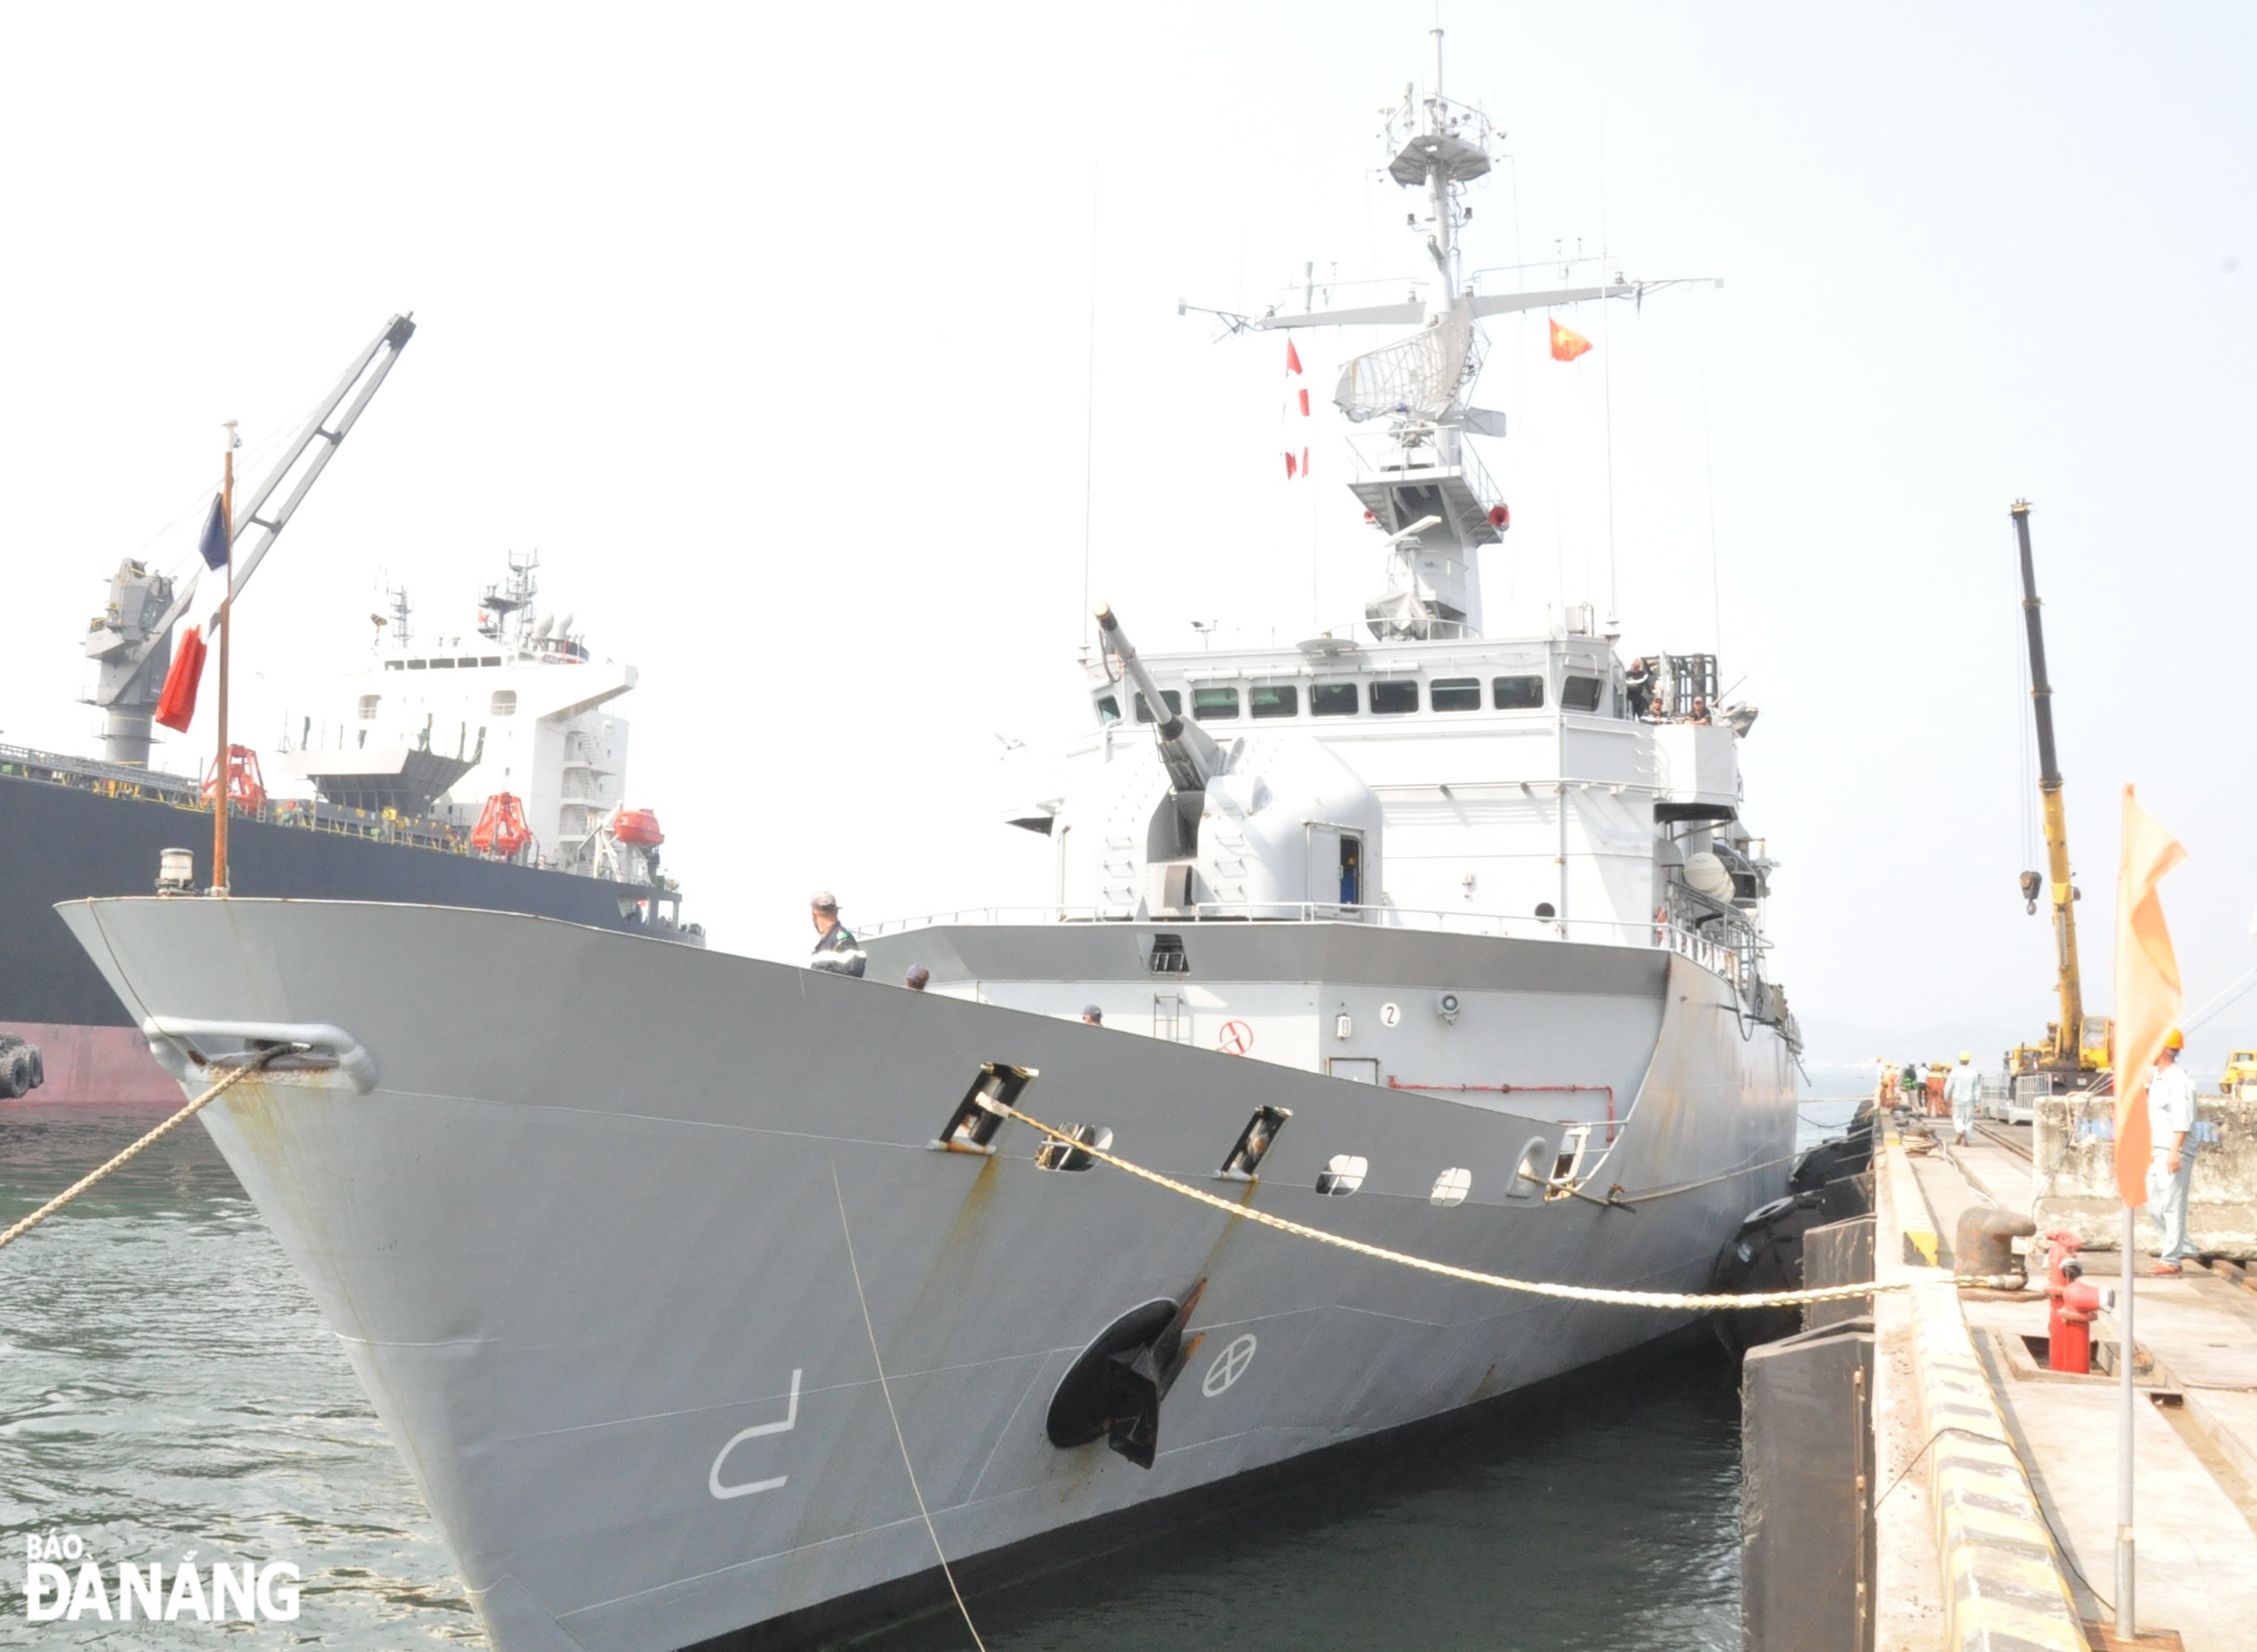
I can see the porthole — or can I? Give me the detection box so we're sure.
[1315,1153,1368,1196]
[1430,1167,1472,1207]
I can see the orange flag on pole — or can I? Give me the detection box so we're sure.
[2111,785,2188,1207]
[1549,317,1592,362]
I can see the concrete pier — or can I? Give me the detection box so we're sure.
[1868,1120,2257,1651]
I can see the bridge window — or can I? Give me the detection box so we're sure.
[1133,689,1182,724]
[1430,677,1480,712]
[1493,675,1544,709]
[1095,694,1121,725]
[430,657,456,669]
[1311,682,1360,717]
[407,658,428,671]
[1562,675,1603,712]
[1249,684,1298,719]
[1371,680,1419,715]
[1192,687,1240,721]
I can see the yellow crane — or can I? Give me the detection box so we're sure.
[2006,500,2111,1090]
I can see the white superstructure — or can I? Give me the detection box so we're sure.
[281,553,664,887]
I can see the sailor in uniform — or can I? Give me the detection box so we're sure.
[808,890,866,977]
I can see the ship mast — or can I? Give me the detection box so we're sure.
[1221,31,1683,643]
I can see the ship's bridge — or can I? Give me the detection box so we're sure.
[947,622,1769,983]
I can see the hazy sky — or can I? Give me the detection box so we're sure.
[4,3,2252,1073]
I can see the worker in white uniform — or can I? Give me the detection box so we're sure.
[2145,1028,2200,1274]
[1943,1050,1982,1145]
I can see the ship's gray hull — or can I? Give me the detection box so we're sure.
[60,897,1795,1651]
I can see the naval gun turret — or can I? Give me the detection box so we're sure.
[1061,605,1383,921]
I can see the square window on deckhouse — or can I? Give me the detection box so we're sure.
[1493,676,1544,709]
[1133,690,1182,723]
[1429,677,1480,712]
[1311,682,1360,717]
[1192,687,1240,721]
[1370,680,1419,715]
[1250,684,1298,719]
[1561,675,1604,713]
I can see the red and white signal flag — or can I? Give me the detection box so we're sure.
[1283,338,1310,479]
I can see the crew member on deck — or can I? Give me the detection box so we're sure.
[1081,1005,1103,1026]
[2146,1029,2199,1274]
[808,891,866,978]
[1625,657,1655,719]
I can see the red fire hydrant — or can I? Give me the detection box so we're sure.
[2043,1232,2107,1374]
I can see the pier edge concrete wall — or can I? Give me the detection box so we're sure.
[2032,1094,2257,1258]
[1874,1138,2088,1651]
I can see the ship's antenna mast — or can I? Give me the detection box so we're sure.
[1423,28,1458,294]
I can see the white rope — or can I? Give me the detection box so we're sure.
[830,1166,987,1651]
[0,1054,282,1252]
[999,1105,1987,1311]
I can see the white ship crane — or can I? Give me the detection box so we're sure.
[81,314,417,767]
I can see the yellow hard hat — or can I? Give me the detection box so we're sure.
[1957,1050,1971,1063]
[2164,1028,2184,1051]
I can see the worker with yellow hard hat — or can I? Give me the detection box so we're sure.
[1943,1049,1981,1145]
[2147,1028,2199,1274]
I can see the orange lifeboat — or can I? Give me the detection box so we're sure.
[612,808,665,847]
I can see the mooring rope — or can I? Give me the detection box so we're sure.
[0,1049,289,1253]
[997,1104,2005,1310]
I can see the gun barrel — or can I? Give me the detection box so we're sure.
[1095,604,1217,791]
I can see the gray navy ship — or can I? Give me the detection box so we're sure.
[4,316,695,1104]
[60,33,1797,1650]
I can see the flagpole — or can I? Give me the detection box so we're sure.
[2117,1198,2136,1635]
[212,420,237,893]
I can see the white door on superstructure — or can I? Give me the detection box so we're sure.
[1307,824,1340,918]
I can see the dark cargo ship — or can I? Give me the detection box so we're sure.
[2,744,692,1100]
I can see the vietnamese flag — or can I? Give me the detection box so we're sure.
[1549,317,1592,362]
[2111,786,2188,1206]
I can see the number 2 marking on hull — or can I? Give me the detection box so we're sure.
[709,1369,802,1500]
